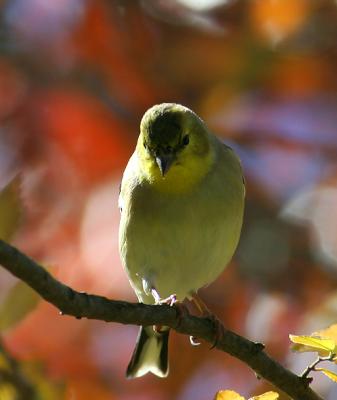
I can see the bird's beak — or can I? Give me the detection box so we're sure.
[155,154,175,176]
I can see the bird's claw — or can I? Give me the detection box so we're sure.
[153,293,180,333]
[190,336,201,346]
[188,315,224,348]
[188,294,226,349]
[158,294,177,306]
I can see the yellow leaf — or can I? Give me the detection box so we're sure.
[214,390,245,400]
[316,368,337,383]
[22,361,63,400]
[315,324,337,359]
[0,280,40,330]
[289,334,336,353]
[0,353,10,371]
[250,391,279,400]
[0,383,16,400]
[0,177,22,241]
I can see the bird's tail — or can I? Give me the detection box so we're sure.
[126,326,169,378]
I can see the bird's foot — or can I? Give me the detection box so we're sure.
[151,288,177,306]
[189,293,225,348]
[158,293,177,306]
[152,292,187,333]
[153,324,166,333]
[191,293,212,315]
[190,336,201,346]
[157,293,190,325]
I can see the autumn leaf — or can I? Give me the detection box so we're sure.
[0,178,22,241]
[37,88,132,184]
[315,324,337,361]
[214,390,279,400]
[22,362,62,400]
[64,379,114,400]
[249,391,279,400]
[0,357,10,375]
[0,280,40,330]
[214,390,245,400]
[250,0,309,42]
[289,334,336,355]
[0,383,16,400]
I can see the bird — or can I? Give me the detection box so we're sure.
[118,103,245,378]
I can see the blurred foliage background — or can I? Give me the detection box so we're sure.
[0,0,337,399]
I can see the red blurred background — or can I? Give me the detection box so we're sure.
[1,0,337,399]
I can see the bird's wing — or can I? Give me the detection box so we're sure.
[222,142,245,187]
[118,151,139,213]
[118,181,123,213]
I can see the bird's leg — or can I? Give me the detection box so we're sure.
[160,294,190,330]
[151,287,161,304]
[159,294,177,306]
[151,287,177,307]
[192,293,212,314]
[150,288,165,333]
[189,293,208,346]
[191,293,225,349]
[151,289,178,307]
[151,288,189,332]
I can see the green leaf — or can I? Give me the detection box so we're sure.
[289,334,336,353]
[0,280,40,330]
[0,177,22,241]
[316,368,337,383]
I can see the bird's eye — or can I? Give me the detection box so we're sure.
[166,146,173,153]
[143,142,147,150]
[182,135,189,146]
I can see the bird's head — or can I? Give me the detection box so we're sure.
[137,103,214,191]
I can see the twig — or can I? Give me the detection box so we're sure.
[302,353,336,379]
[0,239,324,400]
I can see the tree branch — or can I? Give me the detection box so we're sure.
[0,240,323,400]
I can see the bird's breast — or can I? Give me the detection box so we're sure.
[119,177,243,301]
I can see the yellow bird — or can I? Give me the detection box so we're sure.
[119,103,245,378]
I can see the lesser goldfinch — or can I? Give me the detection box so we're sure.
[119,103,245,378]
